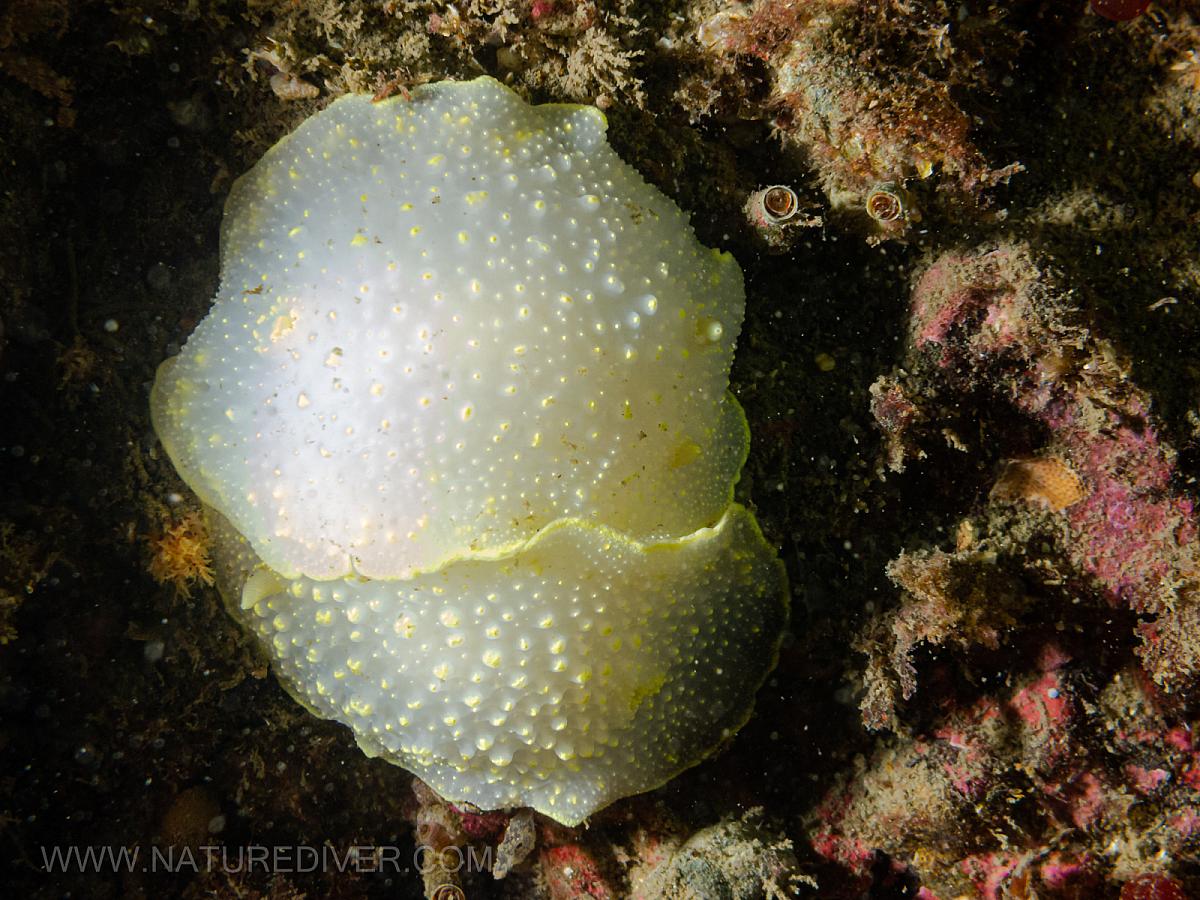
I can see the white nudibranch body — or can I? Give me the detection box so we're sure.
[152,77,787,826]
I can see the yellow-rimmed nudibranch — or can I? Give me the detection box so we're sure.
[151,77,788,827]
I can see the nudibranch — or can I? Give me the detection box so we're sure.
[152,76,787,826]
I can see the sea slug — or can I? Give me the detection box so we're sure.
[151,76,787,825]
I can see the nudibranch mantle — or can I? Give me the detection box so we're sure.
[152,77,787,826]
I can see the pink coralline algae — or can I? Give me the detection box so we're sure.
[903,244,1200,690]
[406,780,807,899]
[1120,873,1189,900]
[812,657,1199,897]
[537,819,617,900]
[448,804,510,843]
[845,243,1200,896]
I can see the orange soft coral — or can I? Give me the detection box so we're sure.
[147,513,214,598]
